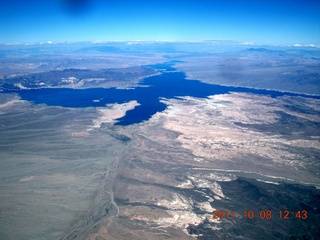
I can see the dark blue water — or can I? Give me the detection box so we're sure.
[7,62,320,125]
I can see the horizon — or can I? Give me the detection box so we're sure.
[1,40,320,49]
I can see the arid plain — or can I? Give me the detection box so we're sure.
[0,42,319,239]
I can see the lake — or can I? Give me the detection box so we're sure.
[8,62,320,126]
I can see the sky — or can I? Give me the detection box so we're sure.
[0,0,319,45]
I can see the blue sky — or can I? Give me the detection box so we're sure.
[0,0,319,45]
